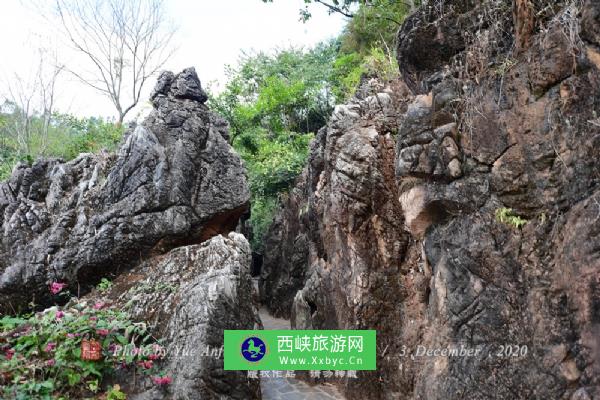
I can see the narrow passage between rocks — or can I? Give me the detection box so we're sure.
[259,308,345,400]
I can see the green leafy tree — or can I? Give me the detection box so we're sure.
[340,0,414,54]
[262,0,418,23]
[0,105,124,181]
[218,2,414,250]
[209,45,338,250]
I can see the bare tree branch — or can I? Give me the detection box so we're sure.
[3,47,63,157]
[313,0,355,18]
[55,0,176,124]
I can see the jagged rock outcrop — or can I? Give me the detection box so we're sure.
[262,1,600,399]
[0,67,250,314]
[1,68,260,398]
[262,79,413,398]
[86,233,261,400]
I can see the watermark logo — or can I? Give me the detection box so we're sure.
[241,336,266,362]
[224,330,376,371]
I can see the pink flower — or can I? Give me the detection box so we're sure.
[93,302,105,310]
[148,353,159,360]
[152,376,172,386]
[66,333,76,339]
[50,282,67,295]
[89,316,97,322]
[46,359,55,366]
[138,360,153,369]
[56,311,65,320]
[45,342,56,352]
[97,329,110,336]
[5,349,15,360]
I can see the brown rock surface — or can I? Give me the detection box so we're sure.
[261,1,600,399]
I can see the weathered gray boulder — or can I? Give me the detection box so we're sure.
[0,67,250,313]
[90,233,261,400]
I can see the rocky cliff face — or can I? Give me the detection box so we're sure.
[261,1,600,399]
[0,68,249,313]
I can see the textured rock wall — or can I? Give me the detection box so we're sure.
[262,79,414,397]
[261,1,600,399]
[0,68,250,314]
[259,171,310,318]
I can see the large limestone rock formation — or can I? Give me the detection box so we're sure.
[394,2,600,399]
[261,1,600,399]
[262,79,413,397]
[1,68,260,399]
[0,67,250,313]
[90,232,261,400]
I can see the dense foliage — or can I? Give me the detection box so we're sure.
[339,1,414,54]
[0,104,124,181]
[212,1,408,251]
[209,45,337,250]
[0,284,167,399]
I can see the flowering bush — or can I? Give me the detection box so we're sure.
[50,282,67,295]
[0,301,167,399]
[152,375,173,386]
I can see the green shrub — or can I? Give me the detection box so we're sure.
[242,130,312,198]
[1,301,166,399]
[363,47,400,81]
[106,385,127,400]
[0,111,124,182]
[51,115,124,160]
[249,196,280,252]
[339,0,413,56]
[495,207,528,229]
[331,47,400,102]
[331,52,365,102]
[239,129,312,251]
[96,278,113,293]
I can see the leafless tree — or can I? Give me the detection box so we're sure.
[38,49,63,153]
[55,0,176,124]
[3,48,63,156]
